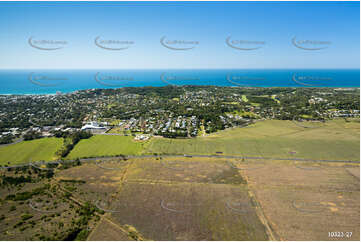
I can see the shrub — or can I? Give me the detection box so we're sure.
[21,213,33,221]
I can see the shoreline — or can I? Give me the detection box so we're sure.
[0,86,360,96]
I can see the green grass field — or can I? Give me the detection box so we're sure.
[66,135,144,159]
[146,119,360,161]
[0,119,358,164]
[0,137,63,165]
[241,95,248,102]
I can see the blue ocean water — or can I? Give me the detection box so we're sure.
[0,69,359,95]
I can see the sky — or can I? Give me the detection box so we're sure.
[0,1,359,69]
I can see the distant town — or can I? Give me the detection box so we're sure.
[0,86,359,144]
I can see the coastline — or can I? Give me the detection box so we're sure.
[0,86,360,96]
[0,69,359,95]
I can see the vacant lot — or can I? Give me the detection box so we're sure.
[242,159,360,241]
[66,135,144,159]
[1,156,359,240]
[147,119,360,161]
[0,138,63,165]
[56,157,270,240]
[55,159,127,203]
[108,182,267,241]
[57,157,359,241]
[125,157,247,185]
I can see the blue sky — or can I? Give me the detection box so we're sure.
[0,1,359,69]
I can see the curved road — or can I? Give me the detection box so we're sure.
[0,137,24,148]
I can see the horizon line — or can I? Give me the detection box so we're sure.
[0,68,360,70]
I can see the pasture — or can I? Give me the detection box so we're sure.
[0,119,358,165]
[0,137,63,165]
[66,135,144,159]
[146,119,360,161]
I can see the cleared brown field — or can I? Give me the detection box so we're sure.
[53,157,360,241]
[87,216,132,241]
[106,182,267,240]
[55,159,128,203]
[346,167,360,180]
[56,157,270,240]
[125,157,247,185]
[242,160,360,241]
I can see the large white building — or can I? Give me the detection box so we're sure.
[81,121,106,131]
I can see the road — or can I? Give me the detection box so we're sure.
[0,137,24,148]
[1,153,359,170]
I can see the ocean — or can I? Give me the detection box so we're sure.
[0,69,359,95]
